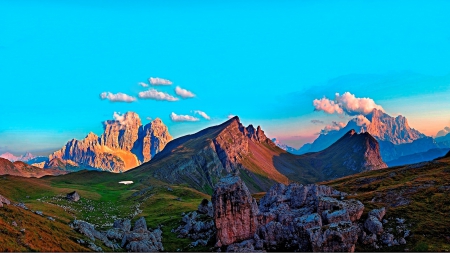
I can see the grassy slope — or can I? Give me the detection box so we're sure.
[323,155,450,251]
[0,170,210,252]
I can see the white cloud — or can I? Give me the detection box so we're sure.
[227,114,235,119]
[149,77,172,85]
[138,89,179,101]
[313,98,343,114]
[335,92,384,116]
[355,115,371,126]
[175,86,195,98]
[100,92,136,103]
[436,126,450,137]
[139,82,149,87]
[146,117,152,121]
[321,121,346,134]
[313,92,383,116]
[194,110,210,120]
[170,112,199,122]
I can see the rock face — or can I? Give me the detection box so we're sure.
[67,191,80,202]
[0,194,11,208]
[72,217,163,252]
[49,112,172,172]
[212,176,260,247]
[209,176,405,252]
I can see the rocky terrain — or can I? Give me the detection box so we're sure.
[0,157,69,178]
[49,112,172,172]
[213,176,408,252]
[130,117,386,194]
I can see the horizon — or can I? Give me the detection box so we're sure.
[1,0,450,154]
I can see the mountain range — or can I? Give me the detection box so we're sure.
[47,112,172,172]
[129,116,386,193]
[297,109,450,165]
[0,158,69,178]
[0,152,35,162]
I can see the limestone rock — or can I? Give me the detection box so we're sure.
[197,199,214,217]
[307,221,360,252]
[212,175,259,247]
[67,191,80,202]
[0,194,11,207]
[364,216,384,235]
[368,207,386,221]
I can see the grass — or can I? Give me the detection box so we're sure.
[0,170,211,252]
[323,156,450,251]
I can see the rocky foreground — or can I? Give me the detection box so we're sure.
[208,175,407,252]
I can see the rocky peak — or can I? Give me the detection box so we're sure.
[101,112,142,151]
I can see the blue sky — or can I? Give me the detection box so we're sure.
[1,0,450,155]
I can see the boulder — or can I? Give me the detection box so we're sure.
[368,207,386,221]
[197,199,214,217]
[0,194,11,207]
[307,221,360,252]
[67,191,80,202]
[133,217,148,233]
[114,218,131,232]
[364,215,384,235]
[212,175,259,247]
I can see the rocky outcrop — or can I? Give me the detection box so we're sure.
[72,217,163,252]
[172,202,215,248]
[67,191,80,202]
[49,112,172,172]
[0,194,11,207]
[212,176,260,247]
[208,176,406,252]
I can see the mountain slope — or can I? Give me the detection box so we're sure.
[0,158,68,178]
[49,112,172,172]
[0,152,35,162]
[129,117,386,194]
[386,148,450,167]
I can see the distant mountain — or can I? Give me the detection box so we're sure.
[129,117,386,194]
[298,109,433,162]
[271,138,302,154]
[0,152,35,162]
[436,132,450,143]
[0,158,68,178]
[49,112,172,172]
[386,148,450,167]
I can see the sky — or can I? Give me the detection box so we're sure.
[1,0,450,155]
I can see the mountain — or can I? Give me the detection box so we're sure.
[271,138,302,154]
[298,109,431,162]
[0,152,35,162]
[0,158,68,178]
[129,117,386,194]
[386,148,450,167]
[49,112,172,172]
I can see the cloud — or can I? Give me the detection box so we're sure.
[436,126,450,137]
[175,86,195,98]
[170,112,199,122]
[111,112,137,126]
[138,89,179,101]
[313,98,343,114]
[139,82,149,87]
[194,110,210,120]
[355,115,371,126]
[311,119,324,124]
[149,77,172,85]
[320,121,346,134]
[227,114,235,119]
[313,92,383,116]
[146,117,152,121]
[100,92,136,102]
